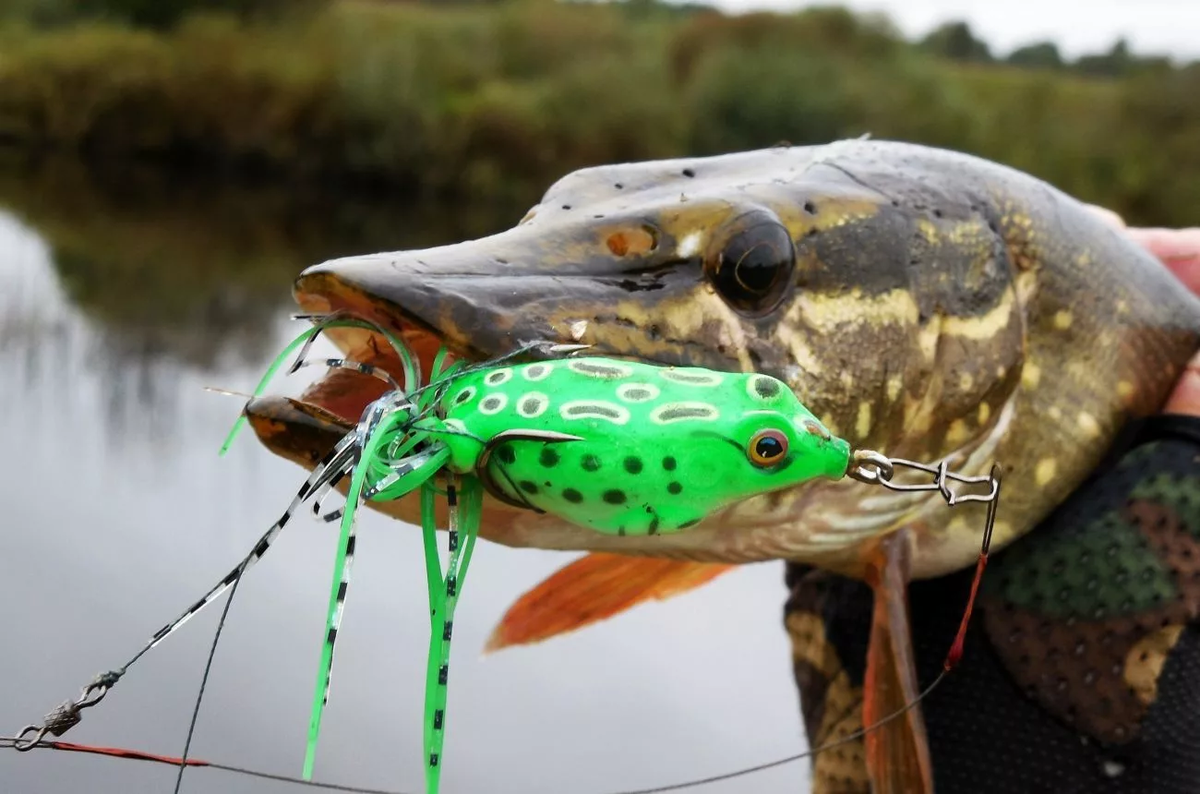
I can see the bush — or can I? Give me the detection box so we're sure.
[0,0,1195,224]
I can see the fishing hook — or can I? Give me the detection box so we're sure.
[474,429,585,510]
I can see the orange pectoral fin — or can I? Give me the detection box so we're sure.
[485,554,735,653]
[862,529,934,794]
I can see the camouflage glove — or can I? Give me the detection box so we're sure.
[785,413,1200,794]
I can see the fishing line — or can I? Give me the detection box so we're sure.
[0,671,948,794]
[172,550,247,794]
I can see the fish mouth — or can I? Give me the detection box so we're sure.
[240,230,721,556]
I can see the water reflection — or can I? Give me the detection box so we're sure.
[0,154,526,361]
[0,158,805,794]
[0,156,524,448]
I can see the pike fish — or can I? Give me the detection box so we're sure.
[239,139,1200,792]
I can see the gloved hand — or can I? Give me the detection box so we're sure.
[787,211,1200,794]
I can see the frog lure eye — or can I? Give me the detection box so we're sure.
[748,427,789,466]
[12,313,1002,794]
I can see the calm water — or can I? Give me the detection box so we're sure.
[0,159,808,794]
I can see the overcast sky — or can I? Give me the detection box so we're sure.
[672,0,1200,60]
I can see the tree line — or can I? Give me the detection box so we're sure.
[0,0,1196,226]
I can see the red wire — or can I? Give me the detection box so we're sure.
[42,739,210,768]
[6,739,406,794]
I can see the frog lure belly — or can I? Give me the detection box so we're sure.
[26,314,997,794]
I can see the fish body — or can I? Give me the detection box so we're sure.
[235,138,1200,792]
[251,138,1200,580]
[436,357,851,535]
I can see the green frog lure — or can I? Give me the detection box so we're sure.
[214,314,855,791]
[15,313,1000,794]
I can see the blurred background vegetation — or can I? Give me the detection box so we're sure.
[1,0,1197,226]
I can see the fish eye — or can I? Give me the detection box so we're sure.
[706,213,795,317]
[748,429,789,467]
